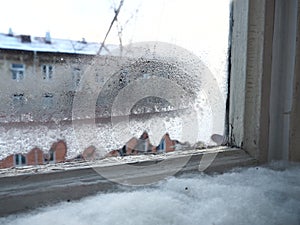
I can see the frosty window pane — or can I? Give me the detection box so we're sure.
[0,0,230,164]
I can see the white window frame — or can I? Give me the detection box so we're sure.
[14,154,27,167]
[11,63,25,81]
[183,0,299,167]
[228,0,300,163]
[42,64,53,80]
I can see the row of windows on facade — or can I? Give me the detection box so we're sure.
[10,63,81,85]
[0,151,51,168]
[12,93,54,107]
[11,63,148,85]
[0,140,68,169]
[13,151,55,167]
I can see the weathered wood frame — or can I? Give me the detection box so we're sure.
[229,0,300,163]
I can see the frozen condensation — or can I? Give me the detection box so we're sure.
[0,109,212,160]
[0,0,230,160]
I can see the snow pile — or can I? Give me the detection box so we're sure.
[1,162,299,225]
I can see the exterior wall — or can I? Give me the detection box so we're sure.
[82,145,96,160]
[27,148,44,165]
[163,133,176,152]
[0,141,67,168]
[0,140,66,168]
[50,140,67,163]
[0,155,14,169]
[0,48,196,123]
[0,49,96,122]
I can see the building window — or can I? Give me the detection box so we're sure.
[14,154,26,166]
[49,149,56,163]
[42,93,54,108]
[11,63,25,81]
[42,64,53,80]
[13,93,25,106]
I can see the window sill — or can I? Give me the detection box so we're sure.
[0,147,257,216]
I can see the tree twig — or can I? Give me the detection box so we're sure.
[97,0,124,55]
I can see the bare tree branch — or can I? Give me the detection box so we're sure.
[116,22,123,54]
[116,8,139,55]
[97,0,124,55]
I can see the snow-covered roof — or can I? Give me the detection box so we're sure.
[0,33,116,55]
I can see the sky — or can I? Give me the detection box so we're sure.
[0,0,230,55]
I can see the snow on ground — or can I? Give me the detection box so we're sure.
[0,162,299,225]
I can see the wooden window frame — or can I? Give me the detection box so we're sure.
[229,0,300,163]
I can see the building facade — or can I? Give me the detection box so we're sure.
[0,32,198,123]
[0,32,117,123]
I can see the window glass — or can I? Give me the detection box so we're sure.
[11,63,25,80]
[49,150,55,162]
[42,64,53,80]
[13,93,25,106]
[0,0,230,164]
[14,154,26,166]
